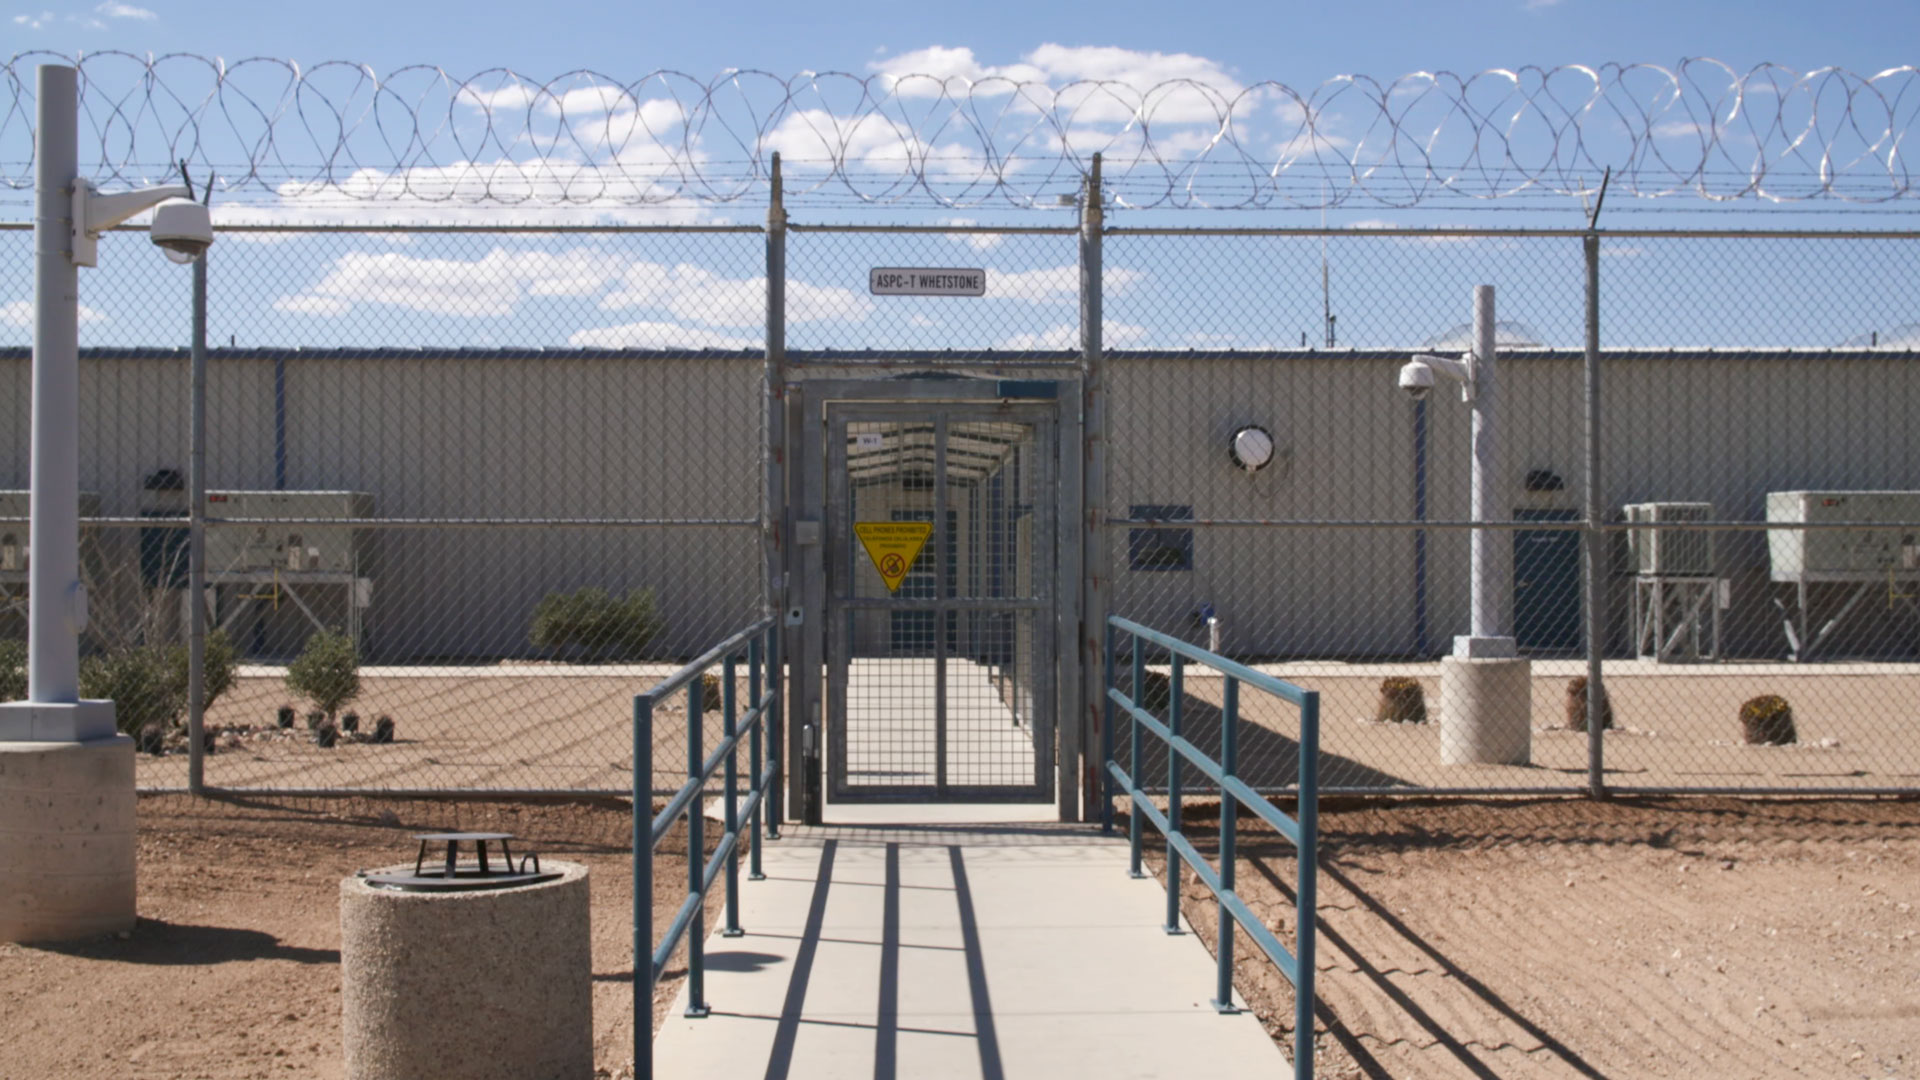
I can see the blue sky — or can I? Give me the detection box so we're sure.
[3,2,1917,351]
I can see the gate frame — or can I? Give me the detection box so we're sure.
[783,375,1084,820]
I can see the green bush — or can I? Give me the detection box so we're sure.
[0,638,24,702]
[160,629,239,715]
[529,586,664,662]
[286,629,361,721]
[80,646,183,736]
[1739,694,1796,746]
[1375,676,1427,724]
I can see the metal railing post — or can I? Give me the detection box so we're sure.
[685,677,709,1017]
[723,654,742,937]
[1295,691,1320,1080]
[1101,625,1115,833]
[1165,654,1184,936]
[1214,676,1239,1013]
[748,635,766,880]
[633,695,654,1080]
[1128,634,1145,879]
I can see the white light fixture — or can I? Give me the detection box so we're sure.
[1228,425,1276,473]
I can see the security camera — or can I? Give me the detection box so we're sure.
[149,198,214,264]
[1398,360,1435,401]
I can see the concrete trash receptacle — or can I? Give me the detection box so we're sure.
[340,834,591,1080]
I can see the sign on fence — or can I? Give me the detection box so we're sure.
[869,268,986,297]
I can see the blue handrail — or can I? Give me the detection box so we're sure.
[1103,615,1319,1080]
[632,616,782,1080]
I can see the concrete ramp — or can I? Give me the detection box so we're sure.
[652,825,1286,1078]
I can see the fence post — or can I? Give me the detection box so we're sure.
[764,152,790,830]
[186,228,208,795]
[1101,621,1115,833]
[1164,654,1183,936]
[766,626,782,840]
[723,653,742,938]
[685,677,709,1018]
[1214,676,1238,1013]
[1583,175,1610,799]
[748,634,765,880]
[633,695,654,1080]
[1081,153,1108,824]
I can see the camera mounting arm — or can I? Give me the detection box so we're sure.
[71,181,190,267]
[1408,352,1476,401]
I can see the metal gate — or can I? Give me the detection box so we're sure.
[823,399,1060,802]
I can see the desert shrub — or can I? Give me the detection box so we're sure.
[305,709,326,731]
[80,645,183,736]
[286,630,360,721]
[529,587,664,662]
[160,630,238,714]
[1374,676,1427,724]
[1739,694,1796,746]
[0,638,24,702]
[699,671,722,712]
[1565,676,1613,732]
[1132,670,1173,712]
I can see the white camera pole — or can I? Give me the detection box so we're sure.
[27,64,85,707]
[1462,284,1514,653]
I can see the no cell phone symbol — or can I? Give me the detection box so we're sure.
[854,521,934,594]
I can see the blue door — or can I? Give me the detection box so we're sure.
[1513,508,1581,652]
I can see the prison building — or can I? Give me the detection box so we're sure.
[2,346,1916,662]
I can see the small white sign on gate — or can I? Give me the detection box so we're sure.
[869,267,987,297]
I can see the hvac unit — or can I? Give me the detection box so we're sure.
[0,490,104,572]
[1623,502,1715,576]
[1766,491,1920,582]
[203,490,374,575]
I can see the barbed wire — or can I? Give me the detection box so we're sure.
[2,52,1916,210]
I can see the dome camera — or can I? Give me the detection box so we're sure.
[149,197,213,263]
[1398,360,1435,401]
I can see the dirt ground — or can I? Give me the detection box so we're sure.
[1133,796,1920,1080]
[0,794,731,1080]
[130,666,1920,795]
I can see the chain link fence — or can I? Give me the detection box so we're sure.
[3,220,1916,798]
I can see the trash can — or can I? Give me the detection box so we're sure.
[340,832,592,1080]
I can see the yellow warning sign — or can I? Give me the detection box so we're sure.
[854,521,934,593]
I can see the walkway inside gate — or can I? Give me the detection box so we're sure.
[650,824,1287,1078]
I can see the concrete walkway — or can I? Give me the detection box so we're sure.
[652,823,1287,1079]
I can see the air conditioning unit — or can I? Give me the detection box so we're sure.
[203,491,373,575]
[1767,491,1920,582]
[1624,502,1715,576]
[0,490,103,572]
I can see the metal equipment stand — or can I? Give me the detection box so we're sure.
[1632,575,1722,662]
[181,570,372,646]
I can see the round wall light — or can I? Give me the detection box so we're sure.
[1229,425,1276,473]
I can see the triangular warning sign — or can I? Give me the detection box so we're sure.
[854,521,934,593]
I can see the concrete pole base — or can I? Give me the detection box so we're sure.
[0,733,137,943]
[1439,657,1533,765]
[341,861,592,1080]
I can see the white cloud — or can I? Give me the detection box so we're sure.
[13,11,54,28]
[568,322,759,350]
[1524,0,1564,8]
[602,262,871,325]
[2,299,103,325]
[96,1,156,18]
[991,264,1143,304]
[938,218,1002,252]
[868,44,1247,125]
[274,248,626,317]
[996,321,1146,350]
